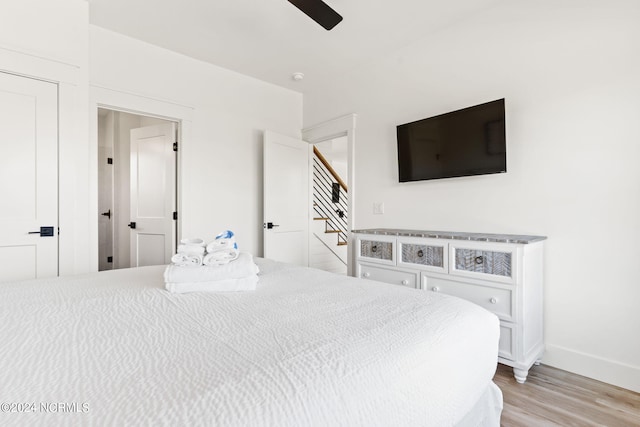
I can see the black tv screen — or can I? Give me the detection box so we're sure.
[397,99,506,182]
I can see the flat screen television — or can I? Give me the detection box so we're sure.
[397,98,506,182]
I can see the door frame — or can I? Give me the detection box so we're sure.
[0,46,84,277]
[89,85,194,272]
[0,71,59,281]
[302,114,357,276]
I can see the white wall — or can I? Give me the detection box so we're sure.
[315,137,348,181]
[309,231,347,275]
[304,0,640,391]
[0,0,87,66]
[90,26,302,256]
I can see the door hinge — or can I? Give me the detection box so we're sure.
[173,211,178,220]
[107,256,113,263]
[107,157,113,164]
[173,142,178,152]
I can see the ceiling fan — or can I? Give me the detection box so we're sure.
[287,0,343,30]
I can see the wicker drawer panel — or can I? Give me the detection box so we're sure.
[455,248,512,278]
[401,244,443,267]
[360,240,393,261]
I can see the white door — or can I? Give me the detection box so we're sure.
[263,130,310,266]
[0,72,58,282]
[129,123,176,267]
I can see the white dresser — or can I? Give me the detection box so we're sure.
[353,229,546,383]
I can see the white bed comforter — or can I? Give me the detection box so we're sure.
[0,259,499,426]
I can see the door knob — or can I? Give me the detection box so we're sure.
[128,222,136,229]
[264,222,280,229]
[101,209,111,219]
[28,226,55,237]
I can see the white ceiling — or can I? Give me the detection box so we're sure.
[88,0,502,94]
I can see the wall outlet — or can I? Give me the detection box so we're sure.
[373,202,385,215]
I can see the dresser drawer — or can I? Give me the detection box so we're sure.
[356,234,396,266]
[422,274,513,321]
[397,237,447,273]
[360,240,393,260]
[450,242,517,284]
[358,264,418,289]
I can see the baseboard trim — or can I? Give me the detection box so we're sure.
[542,344,640,393]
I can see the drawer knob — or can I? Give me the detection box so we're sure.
[490,297,498,304]
[401,279,409,286]
[431,286,440,292]
[371,245,378,253]
[363,272,370,278]
[417,249,424,258]
[475,256,484,265]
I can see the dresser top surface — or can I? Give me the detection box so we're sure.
[352,228,546,244]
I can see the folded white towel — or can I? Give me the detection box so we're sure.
[203,249,239,266]
[165,275,258,294]
[164,252,259,283]
[206,238,236,253]
[177,244,205,256]
[170,253,203,267]
[180,238,206,247]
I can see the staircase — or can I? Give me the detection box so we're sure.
[311,146,348,269]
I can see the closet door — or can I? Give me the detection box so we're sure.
[0,72,58,282]
[263,130,310,266]
[129,123,176,267]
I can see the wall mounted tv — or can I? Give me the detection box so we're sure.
[397,98,506,182]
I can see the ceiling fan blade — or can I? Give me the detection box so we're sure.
[288,0,343,30]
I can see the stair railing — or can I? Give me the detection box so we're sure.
[313,146,348,245]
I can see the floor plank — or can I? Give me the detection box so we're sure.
[493,363,640,427]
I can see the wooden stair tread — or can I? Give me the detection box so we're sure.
[337,242,347,246]
[313,217,329,221]
[325,230,341,233]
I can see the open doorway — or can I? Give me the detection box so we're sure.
[310,137,348,275]
[98,108,178,271]
[302,114,357,276]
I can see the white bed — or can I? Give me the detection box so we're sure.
[0,258,502,426]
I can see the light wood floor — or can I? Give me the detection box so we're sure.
[493,363,640,426]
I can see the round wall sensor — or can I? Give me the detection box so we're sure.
[292,72,304,81]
